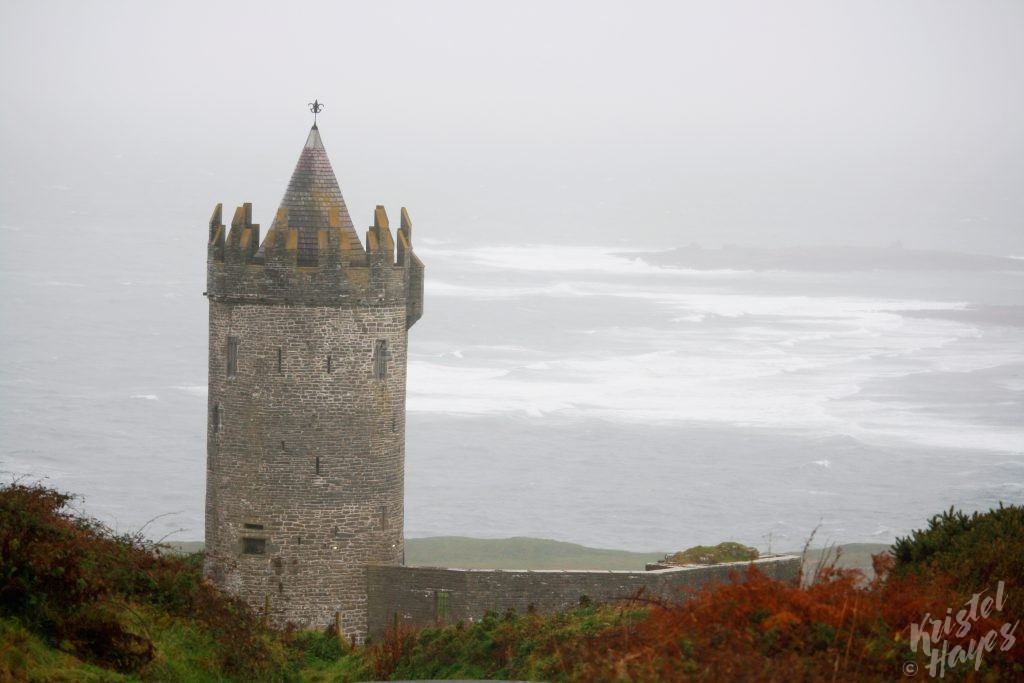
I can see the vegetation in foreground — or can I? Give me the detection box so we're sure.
[1,481,1022,681]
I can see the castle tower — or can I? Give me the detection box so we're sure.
[203,122,424,640]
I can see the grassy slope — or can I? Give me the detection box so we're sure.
[407,537,890,577]
[171,537,666,570]
[0,617,126,682]
[172,537,892,574]
[404,536,665,570]
[0,609,239,683]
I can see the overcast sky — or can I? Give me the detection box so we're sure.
[1,0,1022,253]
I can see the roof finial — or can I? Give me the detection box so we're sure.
[308,99,324,128]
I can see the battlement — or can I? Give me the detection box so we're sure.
[207,202,424,327]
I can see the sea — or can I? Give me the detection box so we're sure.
[1,223,1022,554]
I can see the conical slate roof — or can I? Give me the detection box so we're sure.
[266,125,361,261]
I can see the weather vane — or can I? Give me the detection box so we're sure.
[308,99,325,125]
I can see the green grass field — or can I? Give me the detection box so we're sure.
[403,536,666,570]
[171,537,890,574]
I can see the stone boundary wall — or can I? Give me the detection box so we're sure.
[366,555,800,638]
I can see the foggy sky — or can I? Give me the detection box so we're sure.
[1,0,1022,254]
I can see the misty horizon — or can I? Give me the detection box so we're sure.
[2,0,1023,255]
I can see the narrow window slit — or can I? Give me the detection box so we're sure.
[315,456,321,476]
[227,336,238,378]
[373,340,388,379]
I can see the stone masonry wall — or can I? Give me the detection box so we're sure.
[204,202,422,642]
[366,556,801,638]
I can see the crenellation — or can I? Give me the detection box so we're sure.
[206,200,419,315]
[209,203,225,248]
[368,205,396,264]
[223,203,260,275]
[399,206,413,240]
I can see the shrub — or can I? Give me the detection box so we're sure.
[0,482,151,671]
[893,504,1024,584]
[0,481,287,679]
[892,503,1024,622]
[663,541,760,565]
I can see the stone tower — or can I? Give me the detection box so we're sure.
[203,122,424,640]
